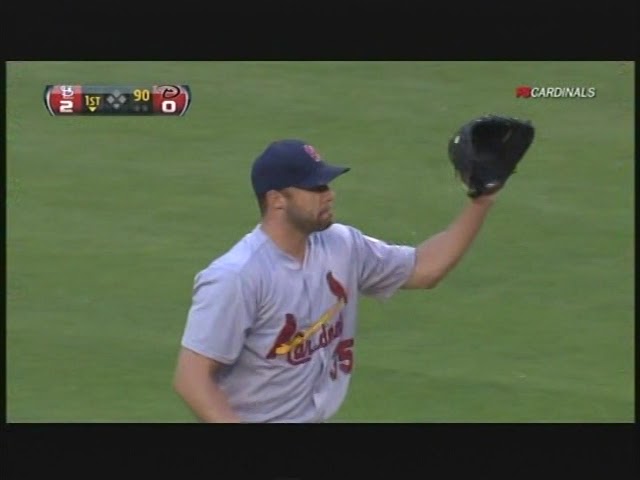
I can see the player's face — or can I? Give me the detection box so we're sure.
[281,185,336,234]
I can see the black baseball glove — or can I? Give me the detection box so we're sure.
[448,114,535,198]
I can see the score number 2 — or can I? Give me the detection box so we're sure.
[59,100,73,113]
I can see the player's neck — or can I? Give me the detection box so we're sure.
[260,219,308,263]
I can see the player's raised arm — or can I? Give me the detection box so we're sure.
[402,194,496,290]
[403,114,535,290]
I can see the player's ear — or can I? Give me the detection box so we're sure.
[266,190,286,211]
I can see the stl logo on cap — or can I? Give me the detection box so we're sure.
[303,144,322,162]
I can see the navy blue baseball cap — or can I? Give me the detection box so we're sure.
[251,139,350,195]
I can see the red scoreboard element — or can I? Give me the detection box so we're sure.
[44,84,192,116]
[44,85,84,115]
[152,85,192,116]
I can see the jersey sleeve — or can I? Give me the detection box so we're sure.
[350,227,417,300]
[180,268,256,364]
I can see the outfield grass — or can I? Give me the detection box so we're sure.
[6,61,634,422]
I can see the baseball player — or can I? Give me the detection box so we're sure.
[173,119,534,423]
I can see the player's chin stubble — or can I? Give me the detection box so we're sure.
[286,207,333,234]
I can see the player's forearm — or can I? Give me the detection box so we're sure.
[415,196,495,287]
[174,376,243,423]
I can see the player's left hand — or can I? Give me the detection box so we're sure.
[447,114,535,198]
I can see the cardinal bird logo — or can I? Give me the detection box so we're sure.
[303,144,322,162]
[270,271,348,356]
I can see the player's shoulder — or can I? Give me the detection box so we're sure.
[314,223,398,252]
[194,225,270,285]
[310,222,365,251]
[314,222,364,241]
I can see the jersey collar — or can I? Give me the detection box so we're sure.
[254,224,310,271]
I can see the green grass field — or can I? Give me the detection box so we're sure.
[6,61,635,422]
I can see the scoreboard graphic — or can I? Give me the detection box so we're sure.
[43,85,192,116]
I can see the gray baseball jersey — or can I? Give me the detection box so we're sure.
[180,222,416,423]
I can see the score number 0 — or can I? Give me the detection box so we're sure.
[156,85,183,114]
[161,99,177,113]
